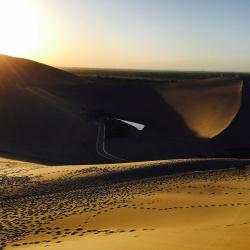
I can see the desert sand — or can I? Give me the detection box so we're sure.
[1,55,250,250]
[158,77,243,138]
[1,157,250,250]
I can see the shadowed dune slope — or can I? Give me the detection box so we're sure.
[0,55,200,163]
[215,77,250,150]
[0,54,248,163]
[0,55,99,164]
[73,80,197,138]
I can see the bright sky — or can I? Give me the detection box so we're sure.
[0,0,250,71]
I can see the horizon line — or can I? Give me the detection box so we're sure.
[59,66,250,75]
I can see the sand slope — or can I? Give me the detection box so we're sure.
[0,55,196,163]
[215,78,250,151]
[0,54,249,163]
[158,77,242,138]
[0,54,82,87]
[0,55,99,164]
[1,157,250,250]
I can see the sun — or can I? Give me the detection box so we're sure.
[0,0,42,57]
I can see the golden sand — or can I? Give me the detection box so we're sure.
[159,77,242,138]
[1,157,250,250]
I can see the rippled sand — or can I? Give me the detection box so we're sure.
[1,157,250,250]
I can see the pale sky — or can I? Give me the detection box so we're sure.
[0,0,250,71]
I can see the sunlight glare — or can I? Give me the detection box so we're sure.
[0,0,42,57]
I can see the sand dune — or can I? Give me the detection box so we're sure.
[215,78,250,151]
[158,77,243,138]
[0,55,99,164]
[0,54,83,87]
[1,157,250,250]
[1,55,250,250]
[0,54,248,163]
[0,55,196,164]
[0,81,98,163]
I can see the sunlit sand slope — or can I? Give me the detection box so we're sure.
[1,158,250,250]
[158,77,242,138]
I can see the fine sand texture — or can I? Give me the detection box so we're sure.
[1,157,250,250]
